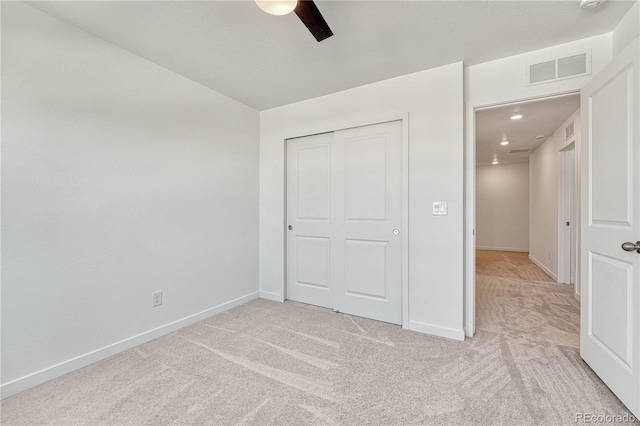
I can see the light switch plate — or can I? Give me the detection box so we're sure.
[433,202,448,216]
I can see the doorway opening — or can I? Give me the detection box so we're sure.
[473,93,581,334]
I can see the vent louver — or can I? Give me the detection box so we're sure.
[529,60,556,84]
[526,50,591,86]
[508,148,531,154]
[566,121,575,140]
[558,53,587,78]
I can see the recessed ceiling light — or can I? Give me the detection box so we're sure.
[492,160,499,165]
[536,135,545,140]
[511,114,523,120]
[500,141,510,146]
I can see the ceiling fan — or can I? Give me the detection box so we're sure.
[255,0,334,42]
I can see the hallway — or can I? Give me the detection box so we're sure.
[474,250,633,423]
[476,250,579,347]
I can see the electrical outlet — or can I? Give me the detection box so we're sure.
[152,291,162,307]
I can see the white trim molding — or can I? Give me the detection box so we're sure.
[0,292,259,399]
[528,254,559,282]
[465,90,581,338]
[476,246,529,252]
[259,290,284,302]
[405,320,465,341]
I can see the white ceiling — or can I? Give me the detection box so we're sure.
[475,94,580,166]
[27,1,633,110]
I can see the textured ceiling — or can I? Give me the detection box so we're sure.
[476,94,581,166]
[27,1,633,110]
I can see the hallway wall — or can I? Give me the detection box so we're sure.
[529,109,581,281]
[476,163,530,252]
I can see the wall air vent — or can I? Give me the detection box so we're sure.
[529,60,556,84]
[508,148,531,154]
[558,53,587,78]
[526,50,591,86]
[566,121,575,140]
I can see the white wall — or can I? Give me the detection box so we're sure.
[529,109,581,281]
[260,63,465,340]
[1,2,259,397]
[476,163,529,252]
[464,34,612,336]
[529,136,559,280]
[465,34,612,108]
[612,0,639,56]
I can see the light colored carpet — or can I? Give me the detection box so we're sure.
[1,250,635,425]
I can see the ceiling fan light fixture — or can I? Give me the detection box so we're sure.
[255,0,298,16]
[579,0,607,9]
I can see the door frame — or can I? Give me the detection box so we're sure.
[465,90,580,337]
[283,113,410,327]
[557,141,578,288]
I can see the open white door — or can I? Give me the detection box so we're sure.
[581,39,640,416]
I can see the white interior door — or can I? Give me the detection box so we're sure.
[581,38,640,416]
[286,132,333,309]
[332,121,403,324]
[569,148,576,285]
[286,121,403,325]
[560,146,577,286]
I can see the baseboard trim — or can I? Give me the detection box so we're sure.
[405,320,465,341]
[1,291,259,400]
[259,291,283,302]
[528,254,558,282]
[476,246,529,253]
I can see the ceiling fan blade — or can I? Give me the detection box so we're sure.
[294,0,333,42]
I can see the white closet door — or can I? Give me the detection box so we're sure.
[286,121,403,325]
[286,132,333,309]
[332,121,403,324]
